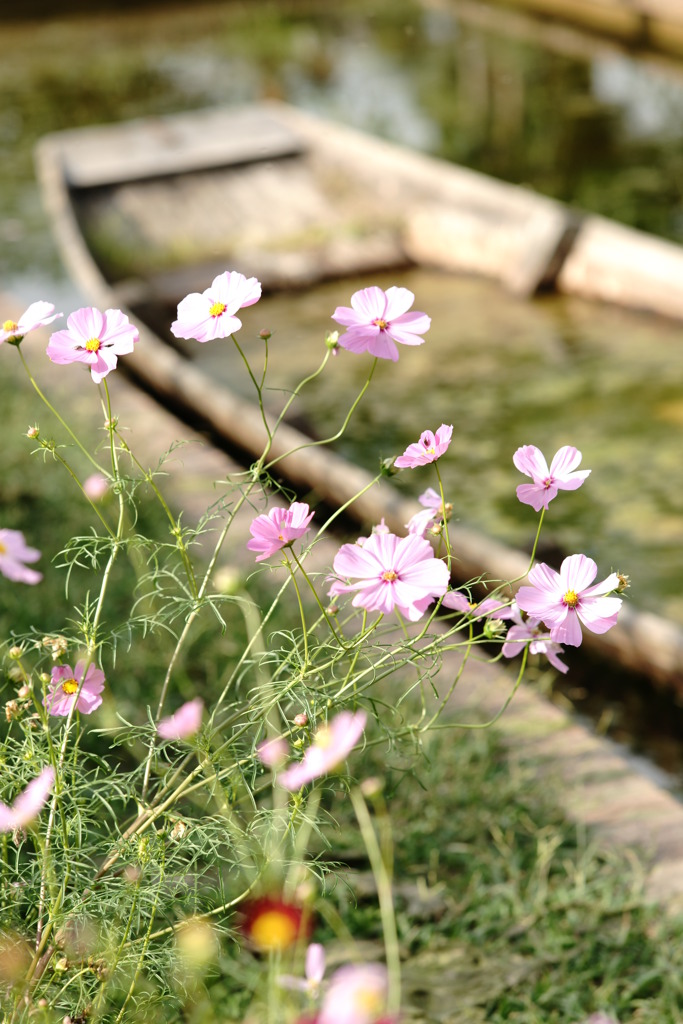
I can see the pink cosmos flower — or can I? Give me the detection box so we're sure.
[394,424,453,469]
[319,963,388,1024]
[247,502,314,562]
[501,605,568,674]
[43,661,105,717]
[157,697,204,740]
[278,711,367,791]
[442,590,513,621]
[0,767,55,833]
[0,529,42,585]
[1,302,61,345]
[513,445,590,512]
[279,943,326,995]
[47,307,139,384]
[332,531,449,621]
[83,473,110,501]
[406,487,450,536]
[171,270,261,343]
[332,286,430,362]
[516,554,622,647]
[257,736,289,767]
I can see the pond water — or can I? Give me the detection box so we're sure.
[2,0,683,625]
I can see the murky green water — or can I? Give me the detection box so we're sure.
[3,0,683,623]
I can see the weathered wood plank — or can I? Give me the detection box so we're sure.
[57,107,305,187]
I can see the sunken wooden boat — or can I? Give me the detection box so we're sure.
[35,101,683,689]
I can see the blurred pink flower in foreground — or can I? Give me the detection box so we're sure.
[332,531,449,621]
[47,307,139,383]
[157,697,204,740]
[395,424,453,469]
[0,529,42,585]
[513,445,590,512]
[257,736,289,767]
[332,286,430,362]
[279,942,326,995]
[501,604,568,674]
[1,302,61,345]
[83,473,110,501]
[442,589,513,621]
[319,963,389,1024]
[44,661,105,717]
[171,270,261,343]
[0,767,55,833]
[279,711,367,791]
[516,554,622,647]
[247,502,314,562]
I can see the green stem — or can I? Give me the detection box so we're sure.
[350,788,401,1018]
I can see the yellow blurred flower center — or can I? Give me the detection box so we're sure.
[381,570,398,582]
[373,318,388,330]
[209,301,226,318]
[357,990,383,1013]
[562,589,579,608]
[3,319,18,333]
[61,678,79,695]
[250,910,299,951]
[0,542,5,554]
[85,338,101,352]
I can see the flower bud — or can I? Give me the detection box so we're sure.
[293,712,308,727]
[325,329,339,353]
[26,425,39,439]
[258,328,272,341]
[8,646,23,659]
[380,456,399,477]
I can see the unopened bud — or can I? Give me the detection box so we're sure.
[17,683,31,699]
[258,328,272,341]
[26,424,40,439]
[483,618,506,640]
[8,646,23,659]
[293,713,308,727]
[380,456,399,477]
[325,329,339,353]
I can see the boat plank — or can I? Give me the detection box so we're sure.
[57,107,305,188]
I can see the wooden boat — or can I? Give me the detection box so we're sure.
[35,101,683,689]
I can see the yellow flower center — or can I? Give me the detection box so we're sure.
[249,910,299,951]
[425,446,436,455]
[314,725,333,750]
[373,318,388,330]
[0,542,5,554]
[209,301,226,318]
[357,990,384,1013]
[562,589,579,608]
[61,678,79,695]
[381,570,398,582]
[3,319,19,333]
[85,338,101,352]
